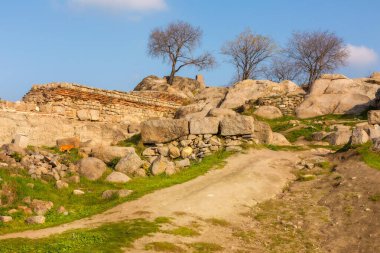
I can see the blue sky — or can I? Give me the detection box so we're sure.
[0,0,379,101]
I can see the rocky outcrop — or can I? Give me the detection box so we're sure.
[296,73,380,118]
[220,80,304,109]
[254,106,283,119]
[134,75,205,101]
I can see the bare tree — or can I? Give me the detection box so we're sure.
[264,56,302,83]
[148,21,215,85]
[221,29,276,82]
[285,31,348,87]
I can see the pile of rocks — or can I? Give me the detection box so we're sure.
[310,110,380,147]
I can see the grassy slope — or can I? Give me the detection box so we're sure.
[0,218,168,253]
[0,150,232,234]
[357,142,380,171]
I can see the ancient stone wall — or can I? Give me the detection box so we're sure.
[255,94,305,116]
[20,83,185,123]
[0,110,131,147]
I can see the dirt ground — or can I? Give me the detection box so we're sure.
[1,149,379,253]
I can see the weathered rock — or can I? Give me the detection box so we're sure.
[0,216,13,223]
[78,157,107,180]
[2,143,26,156]
[209,136,222,146]
[77,109,100,121]
[56,137,80,149]
[181,147,193,159]
[254,106,283,119]
[368,110,380,125]
[151,156,173,176]
[368,125,380,139]
[326,131,352,146]
[207,108,237,118]
[252,121,273,144]
[175,158,191,168]
[105,172,131,183]
[271,133,291,146]
[372,138,380,151]
[142,147,157,156]
[141,119,189,144]
[91,146,135,163]
[296,76,380,118]
[189,117,220,135]
[55,180,69,189]
[312,131,329,141]
[102,189,133,199]
[220,115,254,136]
[73,189,85,195]
[115,153,144,176]
[168,145,180,159]
[25,216,45,224]
[30,199,54,215]
[13,134,29,148]
[221,79,304,109]
[351,128,370,145]
[128,123,141,134]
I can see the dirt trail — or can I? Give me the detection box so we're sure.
[0,149,306,240]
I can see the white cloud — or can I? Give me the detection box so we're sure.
[68,0,167,12]
[346,44,378,67]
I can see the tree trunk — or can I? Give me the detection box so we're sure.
[168,66,176,85]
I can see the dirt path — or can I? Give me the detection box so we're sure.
[0,149,306,240]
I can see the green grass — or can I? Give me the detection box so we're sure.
[205,218,230,227]
[357,142,380,171]
[117,134,145,156]
[0,218,168,253]
[188,242,223,253]
[265,145,306,151]
[145,241,185,252]
[163,226,200,237]
[285,124,323,142]
[43,147,83,165]
[0,150,232,234]
[369,193,380,202]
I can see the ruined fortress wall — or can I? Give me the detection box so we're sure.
[21,83,184,123]
[0,110,130,147]
[256,94,305,115]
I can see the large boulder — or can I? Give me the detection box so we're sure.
[296,75,380,118]
[115,152,144,176]
[253,121,273,144]
[141,119,189,144]
[220,115,254,136]
[326,131,352,146]
[91,146,135,163]
[271,133,291,146]
[351,128,369,145]
[189,117,220,135]
[220,80,304,109]
[78,157,107,180]
[254,106,283,119]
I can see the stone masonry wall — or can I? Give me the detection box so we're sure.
[20,83,185,123]
[255,94,305,116]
